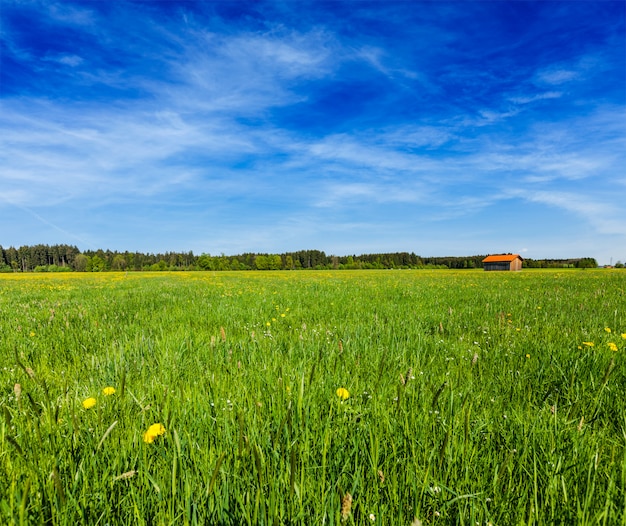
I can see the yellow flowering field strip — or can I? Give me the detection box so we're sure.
[0,269,625,523]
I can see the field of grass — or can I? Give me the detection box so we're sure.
[0,269,625,525]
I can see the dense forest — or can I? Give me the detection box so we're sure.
[0,244,601,272]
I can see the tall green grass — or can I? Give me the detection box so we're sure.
[1,270,625,524]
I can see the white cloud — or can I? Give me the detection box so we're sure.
[534,53,612,88]
[164,28,338,115]
[46,2,96,27]
[508,91,562,105]
[514,190,626,236]
[313,180,432,208]
[43,53,84,67]
[536,68,578,85]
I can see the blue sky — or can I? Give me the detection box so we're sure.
[1,1,625,263]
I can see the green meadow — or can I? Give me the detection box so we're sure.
[0,269,625,525]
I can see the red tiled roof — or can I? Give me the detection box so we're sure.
[482,254,523,263]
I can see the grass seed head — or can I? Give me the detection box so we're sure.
[340,492,352,522]
[114,470,137,481]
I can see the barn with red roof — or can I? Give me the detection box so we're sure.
[482,254,523,271]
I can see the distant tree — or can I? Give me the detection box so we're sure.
[270,255,282,270]
[575,258,598,269]
[255,255,269,270]
[150,260,168,271]
[17,246,30,271]
[133,252,145,271]
[197,254,212,270]
[89,255,106,272]
[111,255,127,271]
[76,255,87,271]
[0,246,11,272]
[5,247,18,271]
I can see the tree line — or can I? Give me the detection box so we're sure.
[0,244,598,272]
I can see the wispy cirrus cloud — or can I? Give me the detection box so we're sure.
[164,29,339,115]
[507,91,562,105]
[536,68,579,85]
[514,190,626,236]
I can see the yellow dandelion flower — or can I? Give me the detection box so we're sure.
[103,386,116,396]
[82,397,97,410]
[336,387,350,401]
[266,321,271,327]
[621,333,626,340]
[582,341,594,347]
[608,342,618,351]
[143,423,166,444]
[604,327,611,333]
[29,331,35,337]
[525,354,530,359]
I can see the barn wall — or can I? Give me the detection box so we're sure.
[484,262,510,271]
[483,258,523,271]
